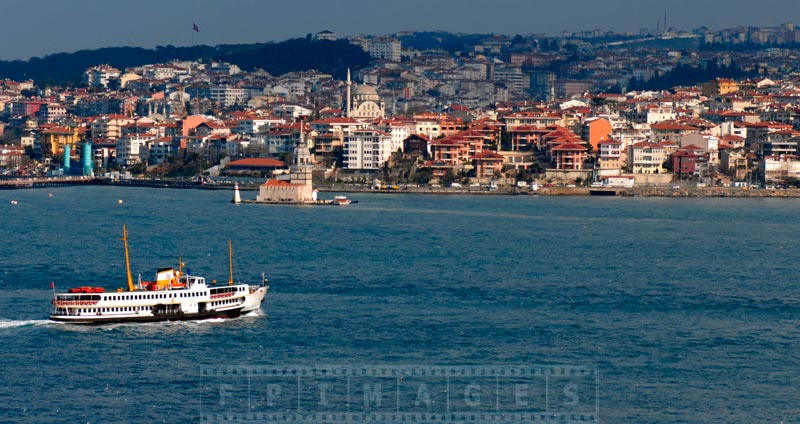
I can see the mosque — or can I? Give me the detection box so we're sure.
[346,69,385,120]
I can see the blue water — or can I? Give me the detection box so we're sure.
[1,187,799,423]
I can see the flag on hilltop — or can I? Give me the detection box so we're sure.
[193,22,200,32]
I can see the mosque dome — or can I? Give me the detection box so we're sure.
[352,84,379,100]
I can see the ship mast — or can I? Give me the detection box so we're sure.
[228,240,234,286]
[122,225,135,292]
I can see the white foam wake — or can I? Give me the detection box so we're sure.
[0,319,52,329]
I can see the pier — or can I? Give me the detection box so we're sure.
[0,176,96,189]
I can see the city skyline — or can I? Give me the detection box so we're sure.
[0,0,797,61]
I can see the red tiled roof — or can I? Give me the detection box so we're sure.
[472,151,504,160]
[262,179,300,187]
[227,158,285,168]
[650,123,699,131]
[552,143,587,151]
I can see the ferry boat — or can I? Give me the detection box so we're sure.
[49,226,268,324]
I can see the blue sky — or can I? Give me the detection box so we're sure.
[0,0,797,60]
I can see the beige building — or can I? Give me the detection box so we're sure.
[597,139,625,177]
[628,142,667,174]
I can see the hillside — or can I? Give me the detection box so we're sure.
[0,38,371,86]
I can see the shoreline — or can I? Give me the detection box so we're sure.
[316,184,800,198]
[5,177,800,197]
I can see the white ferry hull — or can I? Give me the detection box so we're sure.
[50,308,244,325]
[50,280,269,325]
[241,286,268,313]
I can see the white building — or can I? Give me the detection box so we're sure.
[414,119,442,139]
[210,85,247,107]
[116,135,156,166]
[367,38,402,61]
[310,118,366,136]
[492,66,528,94]
[272,104,313,120]
[375,120,412,155]
[84,65,121,89]
[314,30,337,41]
[236,117,285,136]
[761,155,800,183]
[681,133,720,165]
[344,129,392,169]
[141,65,180,81]
[646,106,677,124]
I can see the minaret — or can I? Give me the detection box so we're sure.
[346,68,352,117]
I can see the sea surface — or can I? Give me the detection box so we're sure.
[1,186,799,423]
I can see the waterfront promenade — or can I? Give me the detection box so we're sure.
[0,176,95,189]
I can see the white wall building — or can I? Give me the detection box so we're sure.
[375,120,412,155]
[367,38,402,61]
[646,107,677,125]
[344,129,392,169]
[84,65,121,89]
[681,133,720,165]
[236,117,285,136]
[210,85,247,107]
[116,135,156,166]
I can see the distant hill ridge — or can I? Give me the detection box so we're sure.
[0,38,371,86]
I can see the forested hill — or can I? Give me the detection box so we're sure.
[0,38,371,86]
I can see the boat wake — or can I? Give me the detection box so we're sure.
[0,319,53,329]
[76,314,263,332]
